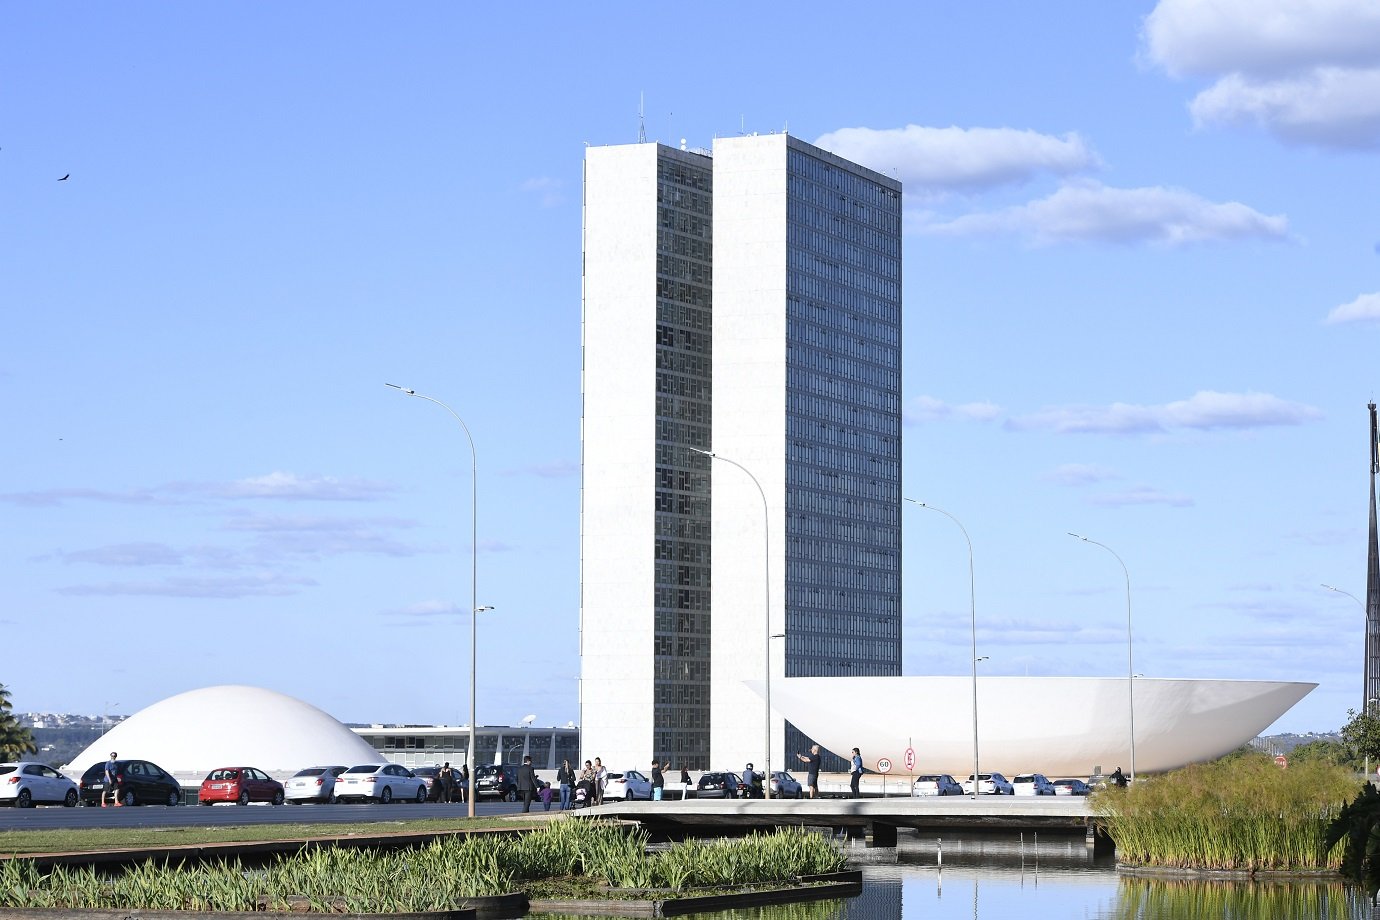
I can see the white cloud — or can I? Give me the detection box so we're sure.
[1010,390,1322,434]
[200,472,395,501]
[915,180,1289,245]
[1043,464,1120,487]
[56,573,317,599]
[1143,0,1380,148]
[382,600,465,618]
[813,124,1099,193]
[903,395,1002,424]
[521,176,564,207]
[1090,486,1195,507]
[1325,291,1380,323]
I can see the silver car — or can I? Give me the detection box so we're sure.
[1012,772,1056,795]
[0,762,78,808]
[912,773,963,796]
[962,772,1014,795]
[284,765,348,804]
[770,771,804,798]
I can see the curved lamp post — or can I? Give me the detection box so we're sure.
[387,383,483,818]
[904,499,981,799]
[1069,533,1136,783]
[691,447,773,797]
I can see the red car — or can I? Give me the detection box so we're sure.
[198,767,285,806]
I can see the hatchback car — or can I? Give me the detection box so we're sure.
[695,771,745,799]
[1052,778,1092,796]
[912,773,963,796]
[334,763,428,804]
[1012,773,1056,796]
[770,771,804,798]
[1,762,78,808]
[78,759,182,807]
[961,772,1014,796]
[198,767,285,806]
[285,765,348,804]
[473,764,518,801]
[604,770,652,801]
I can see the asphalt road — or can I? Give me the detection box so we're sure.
[0,800,535,832]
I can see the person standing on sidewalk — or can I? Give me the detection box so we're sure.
[651,759,664,801]
[516,755,539,813]
[849,748,863,799]
[557,758,575,810]
[797,745,822,798]
[102,752,121,807]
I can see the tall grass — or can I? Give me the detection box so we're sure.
[0,820,845,910]
[1095,757,1360,871]
[1110,877,1362,920]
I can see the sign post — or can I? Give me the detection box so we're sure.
[877,757,892,798]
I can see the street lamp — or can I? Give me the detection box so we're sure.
[387,383,483,819]
[1069,533,1136,783]
[903,499,981,800]
[691,447,773,798]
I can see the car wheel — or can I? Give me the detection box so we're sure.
[237,790,250,806]
[504,789,516,803]
[167,790,181,807]
[64,789,78,808]
[122,790,136,807]
[380,787,392,804]
[16,789,32,808]
[272,790,284,806]
[415,786,426,803]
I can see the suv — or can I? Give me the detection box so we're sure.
[78,759,182,807]
[1012,773,1056,796]
[695,771,745,799]
[473,764,518,801]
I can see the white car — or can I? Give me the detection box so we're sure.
[604,769,653,801]
[333,763,428,804]
[912,773,963,796]
[1012,772,1056,795]
[285,765,348,804]
[1,762,79,808]
[962,772,1014,795]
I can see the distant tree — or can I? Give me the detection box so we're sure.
[1289,738,1356,769]
[0,683,37,760]
[1342,708,1380,766]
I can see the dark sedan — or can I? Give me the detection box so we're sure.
[78,759,182,807]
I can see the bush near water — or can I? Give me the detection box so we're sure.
[1095,755,1359,872]
[0,820,846,912]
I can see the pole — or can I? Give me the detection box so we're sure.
[904,499,980,800]
[387,384,481,818]
[692,448,772,797]
[1069,533,1136,784]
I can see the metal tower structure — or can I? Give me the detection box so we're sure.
[1367,402,1380,711]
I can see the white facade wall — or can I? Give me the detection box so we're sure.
[709,134,791,772]
[580,144,661,770]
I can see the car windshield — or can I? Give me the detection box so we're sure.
[916,775,942,782]
[344,765,380,774]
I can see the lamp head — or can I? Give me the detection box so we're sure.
[384,383,417,396]
[689,448,714,457]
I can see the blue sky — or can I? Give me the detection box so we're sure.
[4,1,1378,737]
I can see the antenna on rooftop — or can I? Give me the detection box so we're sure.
[638,92,646,144]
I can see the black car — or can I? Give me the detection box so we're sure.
[695,771,746,799]
[473,764,518,801]
[78,759,182,807]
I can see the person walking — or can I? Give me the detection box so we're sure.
[557,758,575,810]
[679,764,692,799]
[102,751,120,808]
[849,747,863,799]
[539,782,554,811]
[651,759,664,802]
[516,755,539,813]
[797,744,822,799]
[438,762,455,803]
[457,764,470,804]
[593,757,608,806]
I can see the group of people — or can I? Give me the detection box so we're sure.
[795,744,865,799]
[549,756,692,810]
[433,762,470,804]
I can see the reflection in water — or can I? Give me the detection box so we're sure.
[1112,877,1373,920]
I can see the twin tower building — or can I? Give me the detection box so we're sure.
[580,133,904,772]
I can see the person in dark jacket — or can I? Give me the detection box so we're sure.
[516,755,539,813]
[557,758,576,810]
[438,762,455,803]
[651,759,664,801]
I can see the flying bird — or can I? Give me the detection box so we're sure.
[58,174,69,181]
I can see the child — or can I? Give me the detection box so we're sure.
[539,781,554,811]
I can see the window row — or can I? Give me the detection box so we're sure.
[654,586,710,611]
[656,301,712,333]
[656,252,711,285]
[787,515,900,546]
[786,224,901,280]
[786,388,898,436]
[658,228,711,263]
[785,297,899,347]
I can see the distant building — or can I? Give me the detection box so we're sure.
[352,724,580,771]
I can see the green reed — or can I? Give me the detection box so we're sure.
[1110,876,1364,920]
[1095,757,1360,871]
[0,819,846,909]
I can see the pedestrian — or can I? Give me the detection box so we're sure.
[103,751,120,808]
[516,755,539,813]
[1110,767,1127,789]
[796,744,821,799]
[458,764,470,804]
[539,781,554,812]
[742,762,757,799]
[849,747,863,799]
[679,764,692,799]
[593,757,607,806]
[557,758,575,810]
[438,761,454,803]
[651,758,664,801]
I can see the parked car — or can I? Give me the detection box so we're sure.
[912,773,963,796]
[1012,773,1056,796]
[695,772,745,799]
[411,766,447,801]
[473,764,518,801]
[285,765,348,804]
[0,762,78,808]
[961,772,1014,796]
[198,767,285,806]
[78,759,182,807]
[1052,778,1092,796]
[770,771,804,798]
[604,770,652,801]
[333,763,428,804]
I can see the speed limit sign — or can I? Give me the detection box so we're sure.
[904,747,915,771]
[877,757,893,774]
